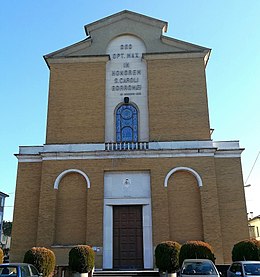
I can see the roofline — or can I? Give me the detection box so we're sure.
[43,11,211,67]
[248,215,260,221]
[43,38,91,68]
[0,191,9,197]
[144,50,211,67]
[161,35,211,52]
[44,38,91,57]
[161,35,211,65]
[84,10,168,36]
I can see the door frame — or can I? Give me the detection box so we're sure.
[103,198,153,269]
[113,205,144,269]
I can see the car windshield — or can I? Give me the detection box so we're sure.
[182,261,217,275]
[244,264,260,276]
[0,266,18,277]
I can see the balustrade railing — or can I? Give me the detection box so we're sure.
[105,142,149,151]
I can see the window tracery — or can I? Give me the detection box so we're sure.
[116,104,138,142]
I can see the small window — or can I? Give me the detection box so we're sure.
[230,263,242,274]
[116,104,138,142]
[29,266,39,276]
[230,264,237,273]
[0,266,17,277]
[244,263,260,276]
[0,197,4,207]
[21,266,30,277]
[182,261,216,275]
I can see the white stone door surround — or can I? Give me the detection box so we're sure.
[103,171,153,269]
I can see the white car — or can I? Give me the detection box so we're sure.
[180,259,220,277]
[227,261,260,277]
[0,263,41,277]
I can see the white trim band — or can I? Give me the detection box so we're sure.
[15,140,244,162]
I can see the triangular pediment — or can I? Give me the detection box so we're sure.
[44,10,210,64]
[84,10,168,36]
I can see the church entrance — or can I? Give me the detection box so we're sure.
[113,205,143,269]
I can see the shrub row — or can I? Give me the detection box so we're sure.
[232,239,260,261]
[179,241,215,266]
[69,245,95,273]
[2,238,259,275]
[22,245,94,277]
[0,248,3,263]
[155,238,260,274]
[155,240,215,274]
[24,247,56,277]
[155,241,181,273]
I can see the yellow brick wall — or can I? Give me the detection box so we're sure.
[147,58,210,141]
[149,156,224,263]
[46,57,210,144]
[33,156,225,264]
[35,159,105,249]
[54,173,87,245]
[167,171,204,242]
[46,62,106,144]
[11,162,42,262]
[215,157,249,263]
[12,155,248,265]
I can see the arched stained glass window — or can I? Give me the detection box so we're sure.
[116,104,138,142]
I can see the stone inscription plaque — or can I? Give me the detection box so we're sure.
[106,36,146,97]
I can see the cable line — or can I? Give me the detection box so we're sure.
[245,150,260,185]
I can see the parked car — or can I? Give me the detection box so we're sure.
[180,259,220,277]
[0,263,41,277]
[227,261,260,277]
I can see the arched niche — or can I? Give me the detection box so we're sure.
[54,169,90,190]
[164,166,202,188]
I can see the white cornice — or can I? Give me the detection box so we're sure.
[47,55,109,65]
[143,52,207,61]
[15,140,244,162]
[41,149,216,161]
[214,150,244,158]
[14,154,42,163]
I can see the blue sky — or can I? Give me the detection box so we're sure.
[1,0,259,221]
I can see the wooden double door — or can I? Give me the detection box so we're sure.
[113,205,144,269]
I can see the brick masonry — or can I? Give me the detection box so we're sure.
[11,26,249,268]
[46,62,107,144]
[12,155,249,266]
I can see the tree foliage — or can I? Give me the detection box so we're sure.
[23,247,56,277]
[179,241,216,266]
[155,241,181,273]
[0,248,3,263]
[2,221,12,236]
[69,245,95,273]
[232,239,260,261]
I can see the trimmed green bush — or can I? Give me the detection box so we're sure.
[232,239,260,261]
[69,245,95,273]
[23,247,56,277]
[0,248,3,263]
[179,241,215,266]
[155,241,181,273]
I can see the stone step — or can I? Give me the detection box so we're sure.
[93,270,159,277]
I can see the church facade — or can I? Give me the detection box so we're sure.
[11,11,249,269]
